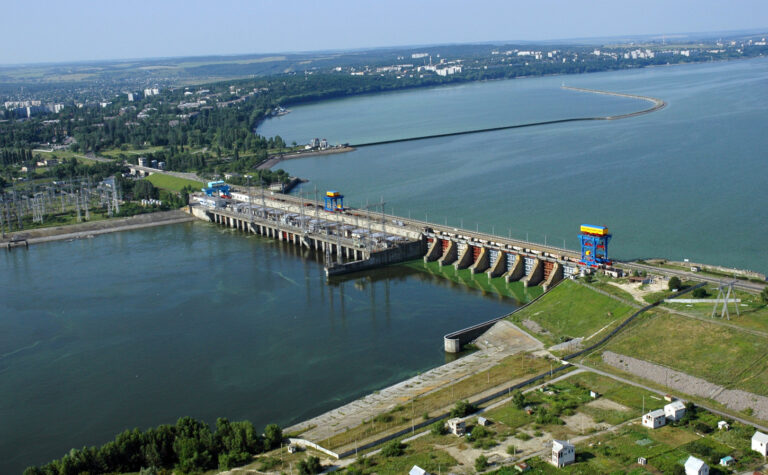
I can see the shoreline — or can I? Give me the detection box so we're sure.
[256,146,355,170]
[1,209,195,248]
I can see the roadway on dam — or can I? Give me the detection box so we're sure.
[350,86,666,148]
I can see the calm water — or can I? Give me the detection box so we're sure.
[0,223,515,473]
[264,58,768,273]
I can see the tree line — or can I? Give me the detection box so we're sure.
[24,417,283,475]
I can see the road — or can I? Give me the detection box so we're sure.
[574,364,768,433]
[619,261,766,293]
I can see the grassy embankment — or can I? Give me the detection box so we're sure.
[505,279,636,347]
[403,260,544,302]
[145,174,204,192]
[588,310,768,397]
[317,354,551,451]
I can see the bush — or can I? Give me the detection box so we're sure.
[450,400,477,418]
[430,421,446,436]
[297,455,322,475]
[512,390,525,409]
[475,455,488,472]
[692,287,708,298]
[668,277,682,291]
[471,425,490,439]
[380,440,405,457]
[516,432,532,441]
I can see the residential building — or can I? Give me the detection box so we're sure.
[551,440,575,467]
[664,400,686,421]
[446,418,465,436]
[642,409,666,429]
[684,456,709,475]
[752,431,768,456]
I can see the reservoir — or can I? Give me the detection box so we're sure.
[261,57,768,274]
[0,223,515,473]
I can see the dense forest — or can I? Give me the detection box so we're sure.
[24,417,282,475]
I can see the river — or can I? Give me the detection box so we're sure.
[0,223,516,473]
[260,57,768,274]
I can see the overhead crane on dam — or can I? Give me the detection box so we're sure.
[189,186,617,282]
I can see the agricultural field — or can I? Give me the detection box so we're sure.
[506,279,636,346]
[145,174,204,192]
[598,311,768,396]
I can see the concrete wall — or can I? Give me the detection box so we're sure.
[326,240,425,277]
[424,239,442,262]
[504,255,525,283]
[522,258,544,287]
[454,245,474,270]
[438,240,457,266]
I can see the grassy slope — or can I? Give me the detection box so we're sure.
[602,311,768,395]
[145,174,204,192]
[507,280,635,346]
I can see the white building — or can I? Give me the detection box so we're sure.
[752,430,768,456]
[664,400,686,421]
[446,418,465,436]
[409,466,428,475]
[684,456,709,475]
[642,409,666,429]
[551,440,575,468]
[717,421,729,431]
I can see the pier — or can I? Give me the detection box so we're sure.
[189,189,588,284]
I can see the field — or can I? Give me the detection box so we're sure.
[506,280,636,346]
[320,353,550,450]
[145,174,204,192]
[600,311,768,396]
[662,284,768,334]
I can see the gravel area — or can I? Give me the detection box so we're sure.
[603,351,768,420]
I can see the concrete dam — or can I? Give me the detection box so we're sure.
[188,188,588,286]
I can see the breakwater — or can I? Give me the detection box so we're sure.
[350,87,665,148]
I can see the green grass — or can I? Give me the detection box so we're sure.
[507,280,636,346]
[343,435,457,474]
[402,260,543,303]
[145,174,204,192]
[100,146,166,158]
[602,311,768,395]
[663,284,768,334]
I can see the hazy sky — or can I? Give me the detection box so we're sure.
[4,0,767,64]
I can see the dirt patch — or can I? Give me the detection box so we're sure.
[586,398,630,412]
[562,412,605,434]
[606,280,666,304]
[474,320,544,352]
[522,318,548,335]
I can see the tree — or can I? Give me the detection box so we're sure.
[761,286,768,304]
[692,287,708,298]
[263,424,282,451]
[297,455,322,475]
[380,440,404,457]
[450,400,477,418]
[668,277,682,291]
[512,390,525,410]
[430,421,446,436]
[474,454,488,472]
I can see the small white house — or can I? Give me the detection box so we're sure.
[684,455,709,475]
[664,400,686,421]
[752,430,768,456]
[719,456,735,467]
[446,418,466,436]
[717,421,729,431]
[551,439,575,468]
[590,390,599,399]
[642,409,666,429]
[477,416,490,426]
[409,465,428,475]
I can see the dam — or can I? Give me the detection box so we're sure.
[189,187,593,289]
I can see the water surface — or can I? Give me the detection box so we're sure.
[0,223,515,473]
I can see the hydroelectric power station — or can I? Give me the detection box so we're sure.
[188,187,614,284]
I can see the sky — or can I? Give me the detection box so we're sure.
[3,0,767,64]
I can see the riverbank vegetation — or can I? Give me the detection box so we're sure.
[23,417,283,475]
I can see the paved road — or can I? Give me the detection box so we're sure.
[620,261,766,293]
